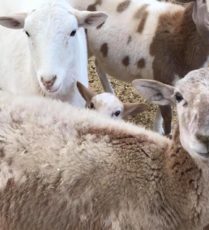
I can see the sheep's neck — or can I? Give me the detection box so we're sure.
[165,126,209,225]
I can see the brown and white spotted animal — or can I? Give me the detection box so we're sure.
[0,68,209,229]
[77,81,147,119]
[70,0,209,135]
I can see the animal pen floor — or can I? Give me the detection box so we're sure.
[88,58,177,129]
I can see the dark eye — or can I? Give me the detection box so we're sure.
[70,30,76,37]
[175,92,183,103]
[113,110,121,117]
[25,31,30,37]
[89,102,95,109]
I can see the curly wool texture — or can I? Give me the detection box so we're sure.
[0,90,207,229]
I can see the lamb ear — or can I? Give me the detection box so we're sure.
[132,79,175,106]
[122,103,147,118]
[77,81,95,104]
[74,10,108,28]
[0,13,27,29]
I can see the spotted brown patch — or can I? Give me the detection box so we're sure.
[87,4,96,11]
[137,58,146,68]
[134,4,149,33]
[137,13,148,33]
[122,56,130,66]
[100,43,108,57]
[117,0,131,12]
[134,4,149,19]
[87,0,102,11]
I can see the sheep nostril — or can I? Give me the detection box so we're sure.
[41,75,57,88]
[51,75,57,84]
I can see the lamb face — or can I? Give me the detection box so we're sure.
[77,81,147,119]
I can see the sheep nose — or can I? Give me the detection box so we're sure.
[41,75,57,89]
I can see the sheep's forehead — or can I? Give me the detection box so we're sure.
[176,69,209,130]
[176,68,209,103]
[92,93,123,111]
[25,5,77,31]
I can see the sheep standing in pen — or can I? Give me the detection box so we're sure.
[0,0,107,107]
[70,0,209,133]
[77,81,147,119]
[0,68,208,229]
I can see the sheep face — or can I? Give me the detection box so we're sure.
[133,68,209,160]
[76,81,147,119]
[174,69,209,160]
[90,93,124,119]
[77,81,124,119]
[25,6,82,95]
[0,3,107,96]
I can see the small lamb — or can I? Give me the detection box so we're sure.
[77,81,147,119]
[0,68,208,229]
[0,0,107,107]
[70,0,209,133]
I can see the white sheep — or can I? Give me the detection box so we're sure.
[77,81,147,119]
[69,0,209,132]
[0,68,209,229]
[0,0,107,107]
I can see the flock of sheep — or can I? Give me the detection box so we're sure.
[0,0,208,229]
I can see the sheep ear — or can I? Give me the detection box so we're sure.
[122,103,147,118]
[132,79,175,106]
[75,10,108,28]
[77,81,95,103]
[0,13,27,29]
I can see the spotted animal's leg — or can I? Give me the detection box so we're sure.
[153,107,164,134]
[160,105,172,136]
[95,59,114,94]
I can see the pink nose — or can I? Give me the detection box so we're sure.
[41,75,57,90]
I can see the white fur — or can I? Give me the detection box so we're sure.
[0,0,106,107]
[91,92,124,118]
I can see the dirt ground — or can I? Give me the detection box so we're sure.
[88,58,158,129]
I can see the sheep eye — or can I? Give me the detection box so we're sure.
[25,31,30,37]
[175,92,183,103]
[70,30,76,37]
[89,102,95,109]
[113,110,121,117]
